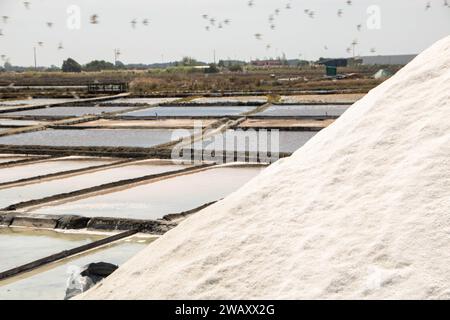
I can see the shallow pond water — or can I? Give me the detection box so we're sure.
[124,106,255,117]
[0,99,76,107]
[2,106,133,117]
[0,129,192,148]
[191,96,267,104]
[0,228,103,272]
[0,162,188,209]
[192,129,317,154]
[254,104,349,117]
[0,157,29,164]
[32,166,263,219]
[0,236,152,300]
[0,119,46,126]
[0,157,115,184]
[101,97,180,105]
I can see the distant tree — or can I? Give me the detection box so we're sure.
[180,56,200,67]
[115,60,125,69]
[62,58,82,72]
[228,64,243,72]
[4,62,13,71]
[83,60,115,71]
[48,65,60,71]
[205,63,219,74]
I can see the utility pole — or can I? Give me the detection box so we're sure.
[351,40,358,58]
[33,47,37,69]
[114,49,121,65]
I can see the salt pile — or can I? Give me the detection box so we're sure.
[81,36,450,299]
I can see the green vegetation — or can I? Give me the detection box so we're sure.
[204,64,219,74]
[83,60,116,72]
[62,58,82,73]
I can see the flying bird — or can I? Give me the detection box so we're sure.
[131,19,137,28]
[357,24,362,31]
[254,33,262,40]
[202,14,208,19]
[308,11,315,18]
[270,24,275,30]
[23,1,30,9]
[0,29,3,36]
[2,16,9,23]
[248,0,254,7]
[46,22,53,28]
[58,42,64,50]
[370,47,376,53]
[346,0,352,5]
[209,18,215,25]
[337,9,343,17]
[224,19,230,25]
[286,3,291,9]
[266,44,271,50]
[274,8,280,15]
[142,19,149,26]
[425,2,431,10]
[205,26,210,31]
[37,41,44,46]
[90,14,99,24]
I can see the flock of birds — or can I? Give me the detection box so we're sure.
[0,1,150,64]
[0,0,449,65]
[202,14,231,31]
[244,0,449,56]
[244,0,370,55]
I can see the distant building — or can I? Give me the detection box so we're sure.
[317,58,348,67]
[359,54,417,66]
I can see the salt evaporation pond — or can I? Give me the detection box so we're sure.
[254,104,349,117]
[2,106,133,117]
[0,157,115,184]
[0,228,102,272]
[0,98,76,107]
[101,97,180,105]
[0,119,46,126]
[32,167,263,219]
[124,106,255,117]
[194,130,317,154]
[0,161,188,209]
[0,157,29,164]
[0,237,152,300]
[0,129,192,148]
[190,96,267,104]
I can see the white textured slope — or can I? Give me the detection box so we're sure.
[82,36,450,299]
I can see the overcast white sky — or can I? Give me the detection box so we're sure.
[0,0,449,66]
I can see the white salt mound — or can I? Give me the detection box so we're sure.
[82,36,450,299]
